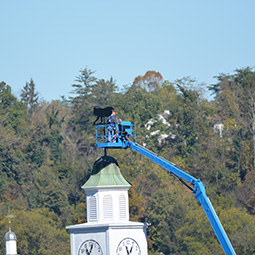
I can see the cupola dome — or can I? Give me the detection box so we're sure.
[82,155,131,223]
[4,231,16,241]
[83,155,130,187]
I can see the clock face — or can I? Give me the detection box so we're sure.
[78,239,103,255]
[116,237,141,255]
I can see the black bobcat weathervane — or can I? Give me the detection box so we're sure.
[93,106,114,125]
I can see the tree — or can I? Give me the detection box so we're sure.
[146,185,193,255]
[0,82,17,112]
[69,68,97,130]
[133,70,163,92]
[118,83,162,127]
[176,205,255,255]
[209,67,255,172]
[70,68,118,129]
[0,82,25,129]
[20,79,39,116]
[70,68,97,100]
[0,208,70,255]
[168,79,210,157]
[157,80,178,109]
[235,68,255,171]
[91,77,117,107]
[45,102,65,163]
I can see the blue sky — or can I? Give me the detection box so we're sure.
[1,0,255,101]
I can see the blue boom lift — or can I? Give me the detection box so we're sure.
[95,122,236,255]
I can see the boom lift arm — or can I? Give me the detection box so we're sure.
[127,141,236,255]
[95,123,236,255]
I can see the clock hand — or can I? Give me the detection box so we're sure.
[125,246,130,255]
[130,244,133,254]
[89,244,93,254]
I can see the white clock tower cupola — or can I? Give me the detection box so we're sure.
[67,155,148,255]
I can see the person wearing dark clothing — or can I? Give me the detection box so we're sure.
[108,111,118,125]
[107,111,119,142]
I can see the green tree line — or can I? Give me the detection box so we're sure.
[0,67,255,254]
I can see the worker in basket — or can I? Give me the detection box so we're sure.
[107,111,120,142]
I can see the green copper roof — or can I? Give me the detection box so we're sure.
[82,156,130,188]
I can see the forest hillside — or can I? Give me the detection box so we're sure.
[1,67,255,255]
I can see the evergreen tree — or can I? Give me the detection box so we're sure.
[20,78,39,116]
[0,81,25,129]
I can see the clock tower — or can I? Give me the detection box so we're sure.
[66,155,148,255]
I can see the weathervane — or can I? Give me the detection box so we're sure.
[6,207,16,232]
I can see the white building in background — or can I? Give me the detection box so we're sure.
[144,110,177,146]
[145,110,171,131]
[5,210,18,255]
[214,123,224,138]
[66,156,149,255]
[5,231,18,255]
